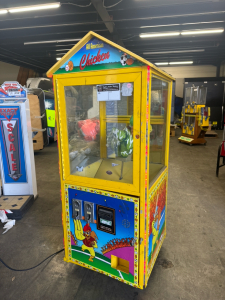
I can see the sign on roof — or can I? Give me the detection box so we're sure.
[0,82,27,99]
[54,37,144,74]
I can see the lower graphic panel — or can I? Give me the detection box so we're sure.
[64,185,140,288]
[147,171,167,281]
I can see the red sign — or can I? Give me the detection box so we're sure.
[0,108,18,121]
[0,108,21,180]
[79,49,110,71]
[7,123,17,172]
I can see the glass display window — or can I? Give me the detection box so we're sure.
[149,75,170,185]
[199,86,207,105]
[58,73,141,194]
[184,87,192,106]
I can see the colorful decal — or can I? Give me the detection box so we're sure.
[45,99,55,138]
[54,37,144,74]
[147,171,167,277]
[74,220,98,262]
[47,127,55,138]
[45,98,55,110]
[46,109,55,127]
[178,136,194,142]
[0,106,27,183]
[0,82,27,99]
[64,185,139,288]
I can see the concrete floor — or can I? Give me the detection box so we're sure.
[0,129,225,300]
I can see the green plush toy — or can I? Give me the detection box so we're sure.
[107,116,133,158]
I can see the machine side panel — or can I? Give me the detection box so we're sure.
[54,78,69,261]
[147,169,167,283]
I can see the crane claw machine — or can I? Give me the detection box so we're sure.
[47,31,174,289]
[179,86,210,145]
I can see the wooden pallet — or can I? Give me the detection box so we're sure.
[0,195,35,220]
[205,130,218,138]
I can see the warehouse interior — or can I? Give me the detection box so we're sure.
[0,1,225,299]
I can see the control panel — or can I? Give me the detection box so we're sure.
[97,205,115,234]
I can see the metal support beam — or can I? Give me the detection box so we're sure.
[91,0,125,47]
[91,0,114,33]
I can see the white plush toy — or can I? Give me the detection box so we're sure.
[0,210,16,234]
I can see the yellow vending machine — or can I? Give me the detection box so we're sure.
[47,32,174,289]
[179,86,210,145]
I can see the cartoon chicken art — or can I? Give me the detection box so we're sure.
[151,195,161,256]
[74,220,98,262]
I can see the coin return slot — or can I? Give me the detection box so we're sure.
[72,199,82,220]
[84,201,94,223]
[111,255,129,274]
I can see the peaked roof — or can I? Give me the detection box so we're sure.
[47,31,174,80]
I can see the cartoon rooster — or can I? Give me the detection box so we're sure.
[74,220,98,262]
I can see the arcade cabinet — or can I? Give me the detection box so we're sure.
[0,82,37,219]
[179,86,210,145]
[47,31,174,289]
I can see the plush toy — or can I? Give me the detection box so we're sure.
[78,119,100,141]
[107,116,133,158]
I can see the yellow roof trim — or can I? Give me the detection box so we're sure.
[47,31,175,81]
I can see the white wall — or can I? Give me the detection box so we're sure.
[159,65,217,97]
[0,61,20,84]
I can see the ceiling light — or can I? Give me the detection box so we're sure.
[55,49,72,51]
[141,24,180,29]
[182,21,224,26]
[140,20,224,29]
[169,61,193,65]
[181,29,224,35]
[155,63,169,66]
[140,32,180,38]
[55,44,75,47]
[144,49,204,55]
[0,9,7,14]
[24,38,80,45]
[9,3,60,13]
[56,57,62,61]
[156,61,193,65]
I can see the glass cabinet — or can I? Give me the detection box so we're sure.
[58,72,141,194]
[65,83,134,183]
[149,75,169,184]
[48,31,174,289]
